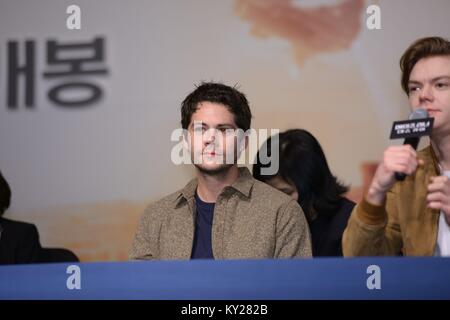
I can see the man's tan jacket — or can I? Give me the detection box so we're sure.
[130,167,312,260]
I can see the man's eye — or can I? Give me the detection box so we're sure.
[436,82,449,89]
[408,86,420,93]
[194,127,204,133]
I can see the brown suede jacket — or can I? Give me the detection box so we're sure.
[343,146,441,256]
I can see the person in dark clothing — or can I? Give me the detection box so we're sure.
[0,170,78,264]
[0,170,41,264]
[0,216,41,264]
[253,129,355,256]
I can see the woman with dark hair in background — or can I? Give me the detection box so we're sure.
[253,129,355,256]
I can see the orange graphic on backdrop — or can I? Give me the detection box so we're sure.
[235,0,365,65]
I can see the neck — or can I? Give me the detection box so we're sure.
[431,133,450,171]
[196,166,240,203]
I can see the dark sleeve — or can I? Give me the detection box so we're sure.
[16,224,41,264]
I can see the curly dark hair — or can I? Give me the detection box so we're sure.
[181,82,252,131]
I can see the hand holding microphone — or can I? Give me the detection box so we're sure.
[366,108,433,206]
[394,108,430,181]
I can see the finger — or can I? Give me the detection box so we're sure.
[383,148,419,174]
[427,191,444,203]
[428,180,447,193]
[404,144,418,158]
[387,150,419,167]
[389,163,416,175]
[386,145,413,153]
[427,201,443,210]
[392,158,418,175]
[391,147,417,159]
[430,175,449,184]
[386,149,417,163]
[390,144,417,154]
[385,146,417,160]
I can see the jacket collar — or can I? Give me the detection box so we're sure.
[174,167,254,207]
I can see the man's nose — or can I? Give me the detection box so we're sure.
[419,84,434,104]
[203,128,217,144]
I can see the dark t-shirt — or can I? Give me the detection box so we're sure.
[191,194,215,259]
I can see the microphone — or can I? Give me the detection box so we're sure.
[394,108,429,181]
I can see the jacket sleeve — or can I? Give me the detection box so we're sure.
[129,205,160,260]
[274,199,312,258]
[17,223,41,264]
[342,186,403,256]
